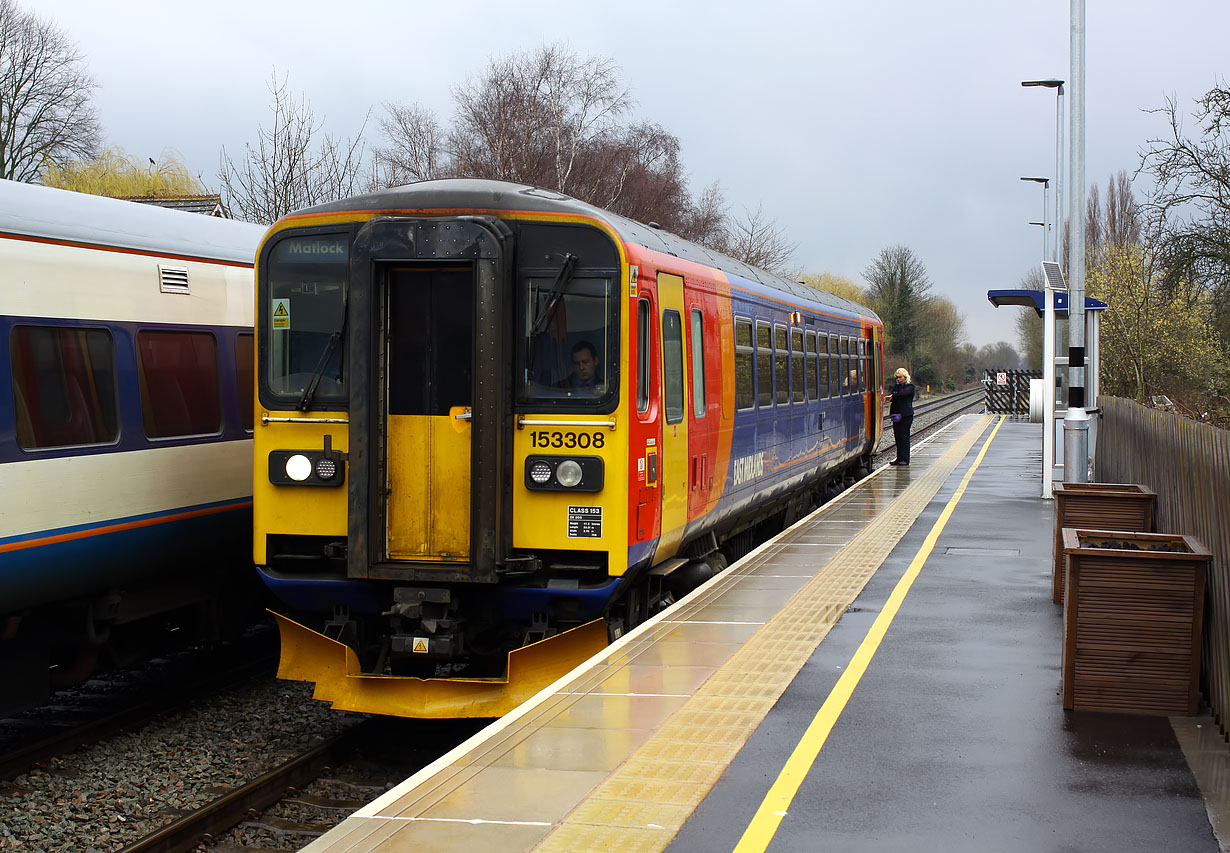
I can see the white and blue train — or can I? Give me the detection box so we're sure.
[0,180,265,713]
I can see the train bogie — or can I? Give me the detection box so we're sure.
[253,180,883,717]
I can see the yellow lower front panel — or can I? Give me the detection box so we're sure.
[274,612,610,718]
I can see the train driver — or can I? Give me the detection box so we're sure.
[556,340,602,394]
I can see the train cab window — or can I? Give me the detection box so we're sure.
[235,333,254,431]
[790,328,805,403]
[522,274,616,404]
[264,233,349,406]
[820,334,832,400]
[734,318,754,411]
[805,330,817,401]
[755,321,773,408]
[662,309,684,424]
[774,325,789,405]
[137,331,221,438]
[10,325,118,449]
[636,299,651,413]
[690,309,706,417]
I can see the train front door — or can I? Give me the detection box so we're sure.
[383,266,474,561]
[653,272,689,563]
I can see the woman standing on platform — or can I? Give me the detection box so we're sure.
[886,367,915,466]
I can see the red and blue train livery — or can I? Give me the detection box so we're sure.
[0,180,265,714]
[255,179,884,717]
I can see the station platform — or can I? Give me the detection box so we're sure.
[303,415,1227,852]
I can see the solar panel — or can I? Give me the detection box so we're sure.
[1041,261,1067,291]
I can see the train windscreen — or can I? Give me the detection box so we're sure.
[520,274,616,406]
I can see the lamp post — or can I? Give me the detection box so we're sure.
[1021,177,1050,259]
[1022,79,1064,263]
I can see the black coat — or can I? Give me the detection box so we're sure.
[889,382,915,417]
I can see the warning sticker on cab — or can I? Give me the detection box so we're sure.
[567,506,602,539]
[272,298,291,329]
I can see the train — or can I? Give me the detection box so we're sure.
[0,180,266,714]
[254,179,885,717]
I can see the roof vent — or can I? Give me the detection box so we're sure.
[647,221,661,229]
[159,265,190,294]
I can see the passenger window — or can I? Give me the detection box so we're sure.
[690,309,705,418]
[840,337,851,396]
[10,325,118,449]
[805,330,817,401]
[820,334,831,400]
[774,324,789,405]
[637,299,651,413]
[858,340,867,393]
[756,322,773,408]
[791,328,805,403]
[137,330,221,438]
[662,309,685,424]
[735,318,754,411]
[236,333,254,431]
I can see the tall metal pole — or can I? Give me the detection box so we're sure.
[1064,0,1090,483]
[1055,83,1064,263]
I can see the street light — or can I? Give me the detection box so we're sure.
[1022,79,1064,264]
[1021,176,1050,260]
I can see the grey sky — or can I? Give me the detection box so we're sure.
[23,0,1230,349]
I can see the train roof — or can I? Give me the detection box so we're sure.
[0,179,264,265]
[294,179,879,322]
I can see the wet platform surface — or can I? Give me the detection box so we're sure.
[303,416,1225,852]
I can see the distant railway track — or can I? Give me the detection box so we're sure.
[875,387,984,458]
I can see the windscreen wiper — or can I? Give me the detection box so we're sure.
[530,253,578,338]
[297,327,344,412]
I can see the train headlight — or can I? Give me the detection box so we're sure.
[285,454,313,482]
[529,460,553,485]
[556,460,584,488]
[523,455,604,493]
[314,457,338,480]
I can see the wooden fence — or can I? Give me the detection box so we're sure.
[1095,396,1230,733]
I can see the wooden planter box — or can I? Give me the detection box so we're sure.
[1061,528,1209,716]
[1052,483,1156,604]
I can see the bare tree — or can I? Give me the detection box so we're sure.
[722,204,798,274]
[219,72,368,224]
[0,0,100,182]
[375,44,793,264]
[1139,83,1230,340]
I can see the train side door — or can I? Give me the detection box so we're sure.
[652,272,689,564]
[383,265,473,560]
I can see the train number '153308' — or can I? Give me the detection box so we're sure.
[530,430,606,450]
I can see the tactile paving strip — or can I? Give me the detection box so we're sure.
[534,415,993,852]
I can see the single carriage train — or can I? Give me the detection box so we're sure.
[254,179,884,718]
[0,180,265,714]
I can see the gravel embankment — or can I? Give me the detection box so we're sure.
[0,679,361,852]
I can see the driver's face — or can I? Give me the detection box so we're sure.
[572,351,596,382]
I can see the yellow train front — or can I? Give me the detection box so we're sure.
[254,179,883,718]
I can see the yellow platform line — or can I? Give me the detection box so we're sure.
[534,415,994,853]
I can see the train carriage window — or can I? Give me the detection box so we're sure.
[755,321,773,408]
[137,331,221,438]
[820,334,831,399]
[235,333,254,432]
[690,309,706,418]
[637,299,651,413]
[662,309,685,424]
[840,337,851,396]
[805,330,817,401]
[790,328,805,403]
[734,318,754,411]
[10,325,118,449]
[265,234,349,404]
[774,324,789,405]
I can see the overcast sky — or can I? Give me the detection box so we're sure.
[22,0,1230,348]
